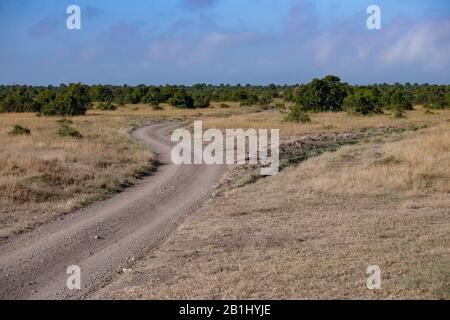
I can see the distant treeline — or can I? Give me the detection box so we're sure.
[0,76,449,116]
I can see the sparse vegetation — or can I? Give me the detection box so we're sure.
[0,104,250,239]
[284,104,311,123]
[9,125,31,136]
[344,87,382,115]
[56,122,83,138]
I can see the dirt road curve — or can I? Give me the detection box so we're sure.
[0,122,225,299]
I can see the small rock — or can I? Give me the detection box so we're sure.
[94,235,103,240]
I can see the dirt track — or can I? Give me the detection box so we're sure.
[0,122,225,299]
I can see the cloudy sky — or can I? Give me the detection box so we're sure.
[1,0,449,85]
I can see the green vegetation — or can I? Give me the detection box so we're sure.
[40,84,91,116]
[56,121,82,138]
[296,75,349,112]
[344,87,382,115]
[0,78,448,116]
[168,89,194,109]
[284,104,311,123]
[9,125,31,136]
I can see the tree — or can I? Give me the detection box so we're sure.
[344,88,382,115]
[192,93,211,108]
[0,87,37,113]
[41,83,91,116]
[415,86,448,110]
[90,85,113,102]
[390,89,413,111]
[297,75,348,112]
[33,89,56,112]
[168,89,194,109]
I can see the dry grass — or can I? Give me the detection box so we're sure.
[2,103,449,299]
[0,103,247,240]
[0,112,151,240]
[97,113,450,300]
[303,122,450,198]
[202,107,450,138]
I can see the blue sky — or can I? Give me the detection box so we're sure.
[1,0,449,85]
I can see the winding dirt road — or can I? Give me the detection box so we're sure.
[0,122,225,299]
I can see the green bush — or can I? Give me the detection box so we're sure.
[41,83,91,116]
[57,122,82,138]
[168,89,194,109]
[193,94,211,108]
[0,88,39,113]
[258,94,273,107]
[344,88,382,115]
[297,75,349,112]
[9,125,31,136]
[284,104,311,123]
[390,89,413,111]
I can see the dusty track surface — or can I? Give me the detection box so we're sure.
[0,122,225,299]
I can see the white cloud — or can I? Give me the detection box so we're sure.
[382,21,450,70]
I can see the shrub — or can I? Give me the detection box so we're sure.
[390,89,413,111]
[240,95,258,106]
[9,125,31,136]
[423,93,447,110]
[258,94,273,108]
[193,94,211,108]
[344,88,382,115]
[0,87,38,113]
[57,122,82,138]
[41,83,91,116]
[414,86,449,109]
[168,89,194,109]
[220,103,230,108]
[284,104,311,123]
[297,75,349,112]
